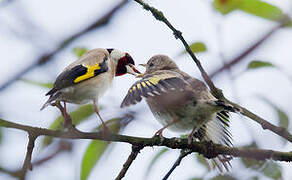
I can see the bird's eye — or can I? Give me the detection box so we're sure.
[149,63,154,67]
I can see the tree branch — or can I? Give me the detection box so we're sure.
[132,0,292,143]
[162,149,192,180]
[0,119,292,162]
[0,0,129,92]
[115,145,144,180]
[134,0,221,97]
[0,141,72,179]
[210,24,281,78]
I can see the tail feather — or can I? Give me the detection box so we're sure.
[202,111,233,173]
[215,100,239,113]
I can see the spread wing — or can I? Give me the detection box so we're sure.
[121,72,190,107]
[46,57,108,96]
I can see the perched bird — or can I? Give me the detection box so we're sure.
[41,48,140,129]
[121,55,236,172]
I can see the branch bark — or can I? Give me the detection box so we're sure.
[162,150,192,180]
[1,119,292,162]
[132,0,292,143]
[115,145,144,180]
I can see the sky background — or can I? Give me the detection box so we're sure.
[0,0,292,179]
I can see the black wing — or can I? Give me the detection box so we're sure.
[46,58,108,96]
[121,73,188,107]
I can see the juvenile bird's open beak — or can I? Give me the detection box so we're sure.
[126,64,141,77]
[139,63,147,67]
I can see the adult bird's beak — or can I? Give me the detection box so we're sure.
[125,64,141,77]
[135,64,147,78]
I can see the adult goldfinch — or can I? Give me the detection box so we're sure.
[42,48,140,129]
[121,55,236,172]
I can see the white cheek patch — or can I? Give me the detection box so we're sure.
[110,49,125,61]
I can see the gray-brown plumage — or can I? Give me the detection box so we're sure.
[42,48,140,129]
[121,55,235,172]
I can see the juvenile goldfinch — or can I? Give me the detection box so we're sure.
[121,55,235,172]
[42,48,140,129]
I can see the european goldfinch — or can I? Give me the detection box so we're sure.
[121,55,236,172]
[42,48,140,129]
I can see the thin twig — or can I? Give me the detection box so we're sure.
[210,24,281,78]
[133,0,220,97]
[0,119,292,162]
[19,133,37,180]
[0,141,72,179]
[162,149,192,180]
[226,99,292,142]
[0,0,129,92]
[33,141,72,166]
[115,145,144,180]
[132,0,292,143]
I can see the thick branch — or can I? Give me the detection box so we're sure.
[115,145,144,180]
[0,0,129,92]
[0,119,292,162]
[132,0,292,143]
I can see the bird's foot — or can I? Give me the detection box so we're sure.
[153,129,165,143]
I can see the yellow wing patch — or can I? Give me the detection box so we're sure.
[74,64,101,83]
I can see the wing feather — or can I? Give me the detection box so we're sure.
[121,73,189,108]
[47,57,109,95]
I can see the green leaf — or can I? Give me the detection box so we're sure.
[248,176,259,180]
[190,178,204,180]
[0,128,2,145]
[73,47,88,57]
[81,140,108,180]
[242,157,265,170]
[238,0,284,21]
[258,97,289,129]
[247,61,274,70]
[189,42,207,53]
[21,79,53,89]
[278,110,289,129]
[80,118,122,180]
[262,162,282,180]
[213,0,288,22]
[196,154,211,170]
[179,42,207,56]
[213,0,240,14]
[210,175,235,180]
[42,104,94,147]
[144,148,169,179]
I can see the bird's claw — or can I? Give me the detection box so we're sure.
[187,134,194,145]
[153,129,166,143]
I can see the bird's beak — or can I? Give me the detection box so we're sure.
[126,64,141,77]
[135,64,146,78]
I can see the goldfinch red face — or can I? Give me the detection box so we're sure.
[107,49,140,76]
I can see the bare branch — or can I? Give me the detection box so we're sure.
[115,145,144,180]
[132,0,292,143]
[162,149,192,180]
[210,24,281,78]
[0,119,292,162]
[133,0,221,98]
[0,0,129,92]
